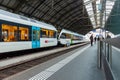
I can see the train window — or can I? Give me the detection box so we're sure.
[73,35,78,40]
[41,28,56,38]
[49,30,56,38]
[49,30,54,38]
[66,33,71,39]
[2,24,18,42]
[54,31,57,38]
[33,30,36,41]
[32,30,40,41]
[37,30,40,40]
[19,27,29,41]
[41,29,49,38]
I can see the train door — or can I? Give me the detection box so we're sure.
[32,26,40,48]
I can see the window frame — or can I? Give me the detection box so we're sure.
[0,20,31,42]
[1,24,18,42]
[40,28,57,38]
[18,26,31,41]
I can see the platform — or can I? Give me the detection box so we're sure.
[111,47,120,80]
[3,44,105,80]
[0,43,87,69]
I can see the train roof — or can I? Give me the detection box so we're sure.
[0,9,57,31]
[61,29,73,34]
[61,29,84,36]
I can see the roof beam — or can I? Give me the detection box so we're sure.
[40,0,64,19]
[13,0,28,13]
[56,8,83,25]
[48,0,81,20]
[0,3,14,10]
[61,12,83,27]
[54,4,83,24]
[30,0,45,16]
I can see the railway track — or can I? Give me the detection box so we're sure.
[0,46,60,60]
[0,43,89,80]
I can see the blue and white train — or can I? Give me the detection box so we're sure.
[0,9,85,53]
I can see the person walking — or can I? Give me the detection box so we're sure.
[90,34,93,46]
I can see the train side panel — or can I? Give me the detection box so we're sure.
[0,42,32,53]
[59,39,71,45]
[40,38,57,47]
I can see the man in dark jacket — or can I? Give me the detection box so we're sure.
[90,34,93,46]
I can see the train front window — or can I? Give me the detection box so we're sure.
[19,27,29,41]
[60,33,66,39]
[2,24,17,42]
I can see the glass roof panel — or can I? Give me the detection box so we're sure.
[84,0,116,28]
[83,0,96,28]
[102,0,115,27]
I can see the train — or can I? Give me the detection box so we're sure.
[58,29,85,46]
[0,9,86,53]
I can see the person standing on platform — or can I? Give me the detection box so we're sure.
[94,37,96,44]
[97,36,100,41]
[90,34,93,46]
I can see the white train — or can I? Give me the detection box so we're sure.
[0,9,57,53]
[0,9,85,53]
[58,29,84,46]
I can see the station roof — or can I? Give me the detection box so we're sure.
[0,0,94,34]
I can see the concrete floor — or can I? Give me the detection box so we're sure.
[112,47,120,80]
[4,44,105,80]
[47,44,105,80]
